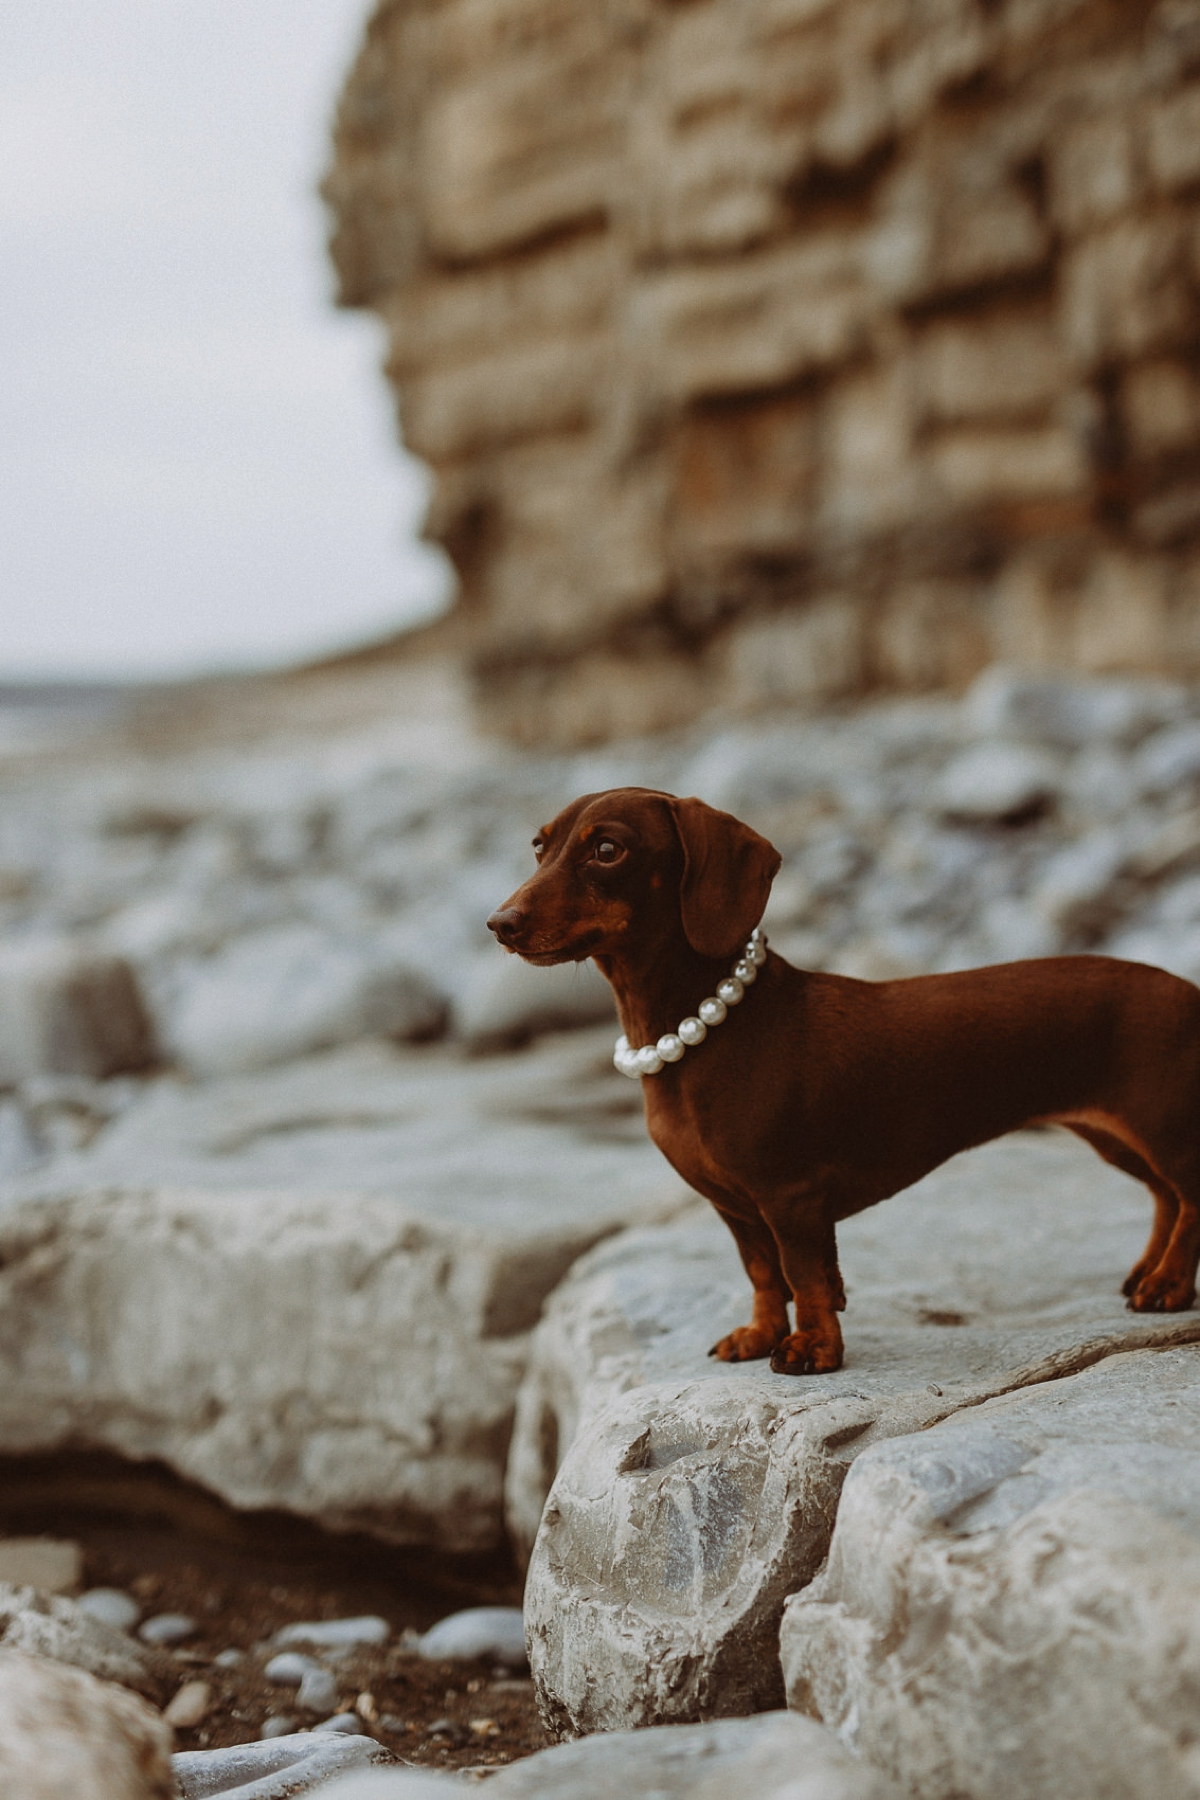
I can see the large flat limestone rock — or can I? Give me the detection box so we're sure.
[0,1031,682,1552]
[781,1344,1200,1800]
[516,1132,1200,1732]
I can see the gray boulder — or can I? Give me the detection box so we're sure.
[936,742,1061,824]
[781,1344,1200,1800]
[164,925,447,1075]
[0,1648,174,1800]
[455,953,615,1048]
[515,1134,1200,1733]
[0,1034,682,1552]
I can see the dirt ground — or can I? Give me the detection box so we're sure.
[1,1452,552,1776]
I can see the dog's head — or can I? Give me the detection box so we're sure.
[486,788,781,965]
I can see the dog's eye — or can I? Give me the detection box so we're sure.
[594,839,622,864]
[532,838,545,861]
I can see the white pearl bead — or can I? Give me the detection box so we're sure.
[657,1033,685,1063]
[614,1045,639,1077]
[698,997,727,1026]
[733,960,756,984]
[615,1034,630,1056]
[749,926,764,944]
[678,1016,707,1046]
[636,1045,664,1075]
[747,940,766,967]
[717,977,744,1005]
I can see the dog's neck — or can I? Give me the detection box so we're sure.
[594,941,737,1048]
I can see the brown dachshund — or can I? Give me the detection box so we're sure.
[487,788,1200,1374]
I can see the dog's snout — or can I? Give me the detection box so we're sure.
[487,905,526,946]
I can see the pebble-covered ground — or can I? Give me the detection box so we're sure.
[0,1454,548,1773]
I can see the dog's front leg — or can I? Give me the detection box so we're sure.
[707,1206,791,1362]
[764,1196,845,1375]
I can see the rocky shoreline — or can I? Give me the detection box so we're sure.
[4,666,1200,1795]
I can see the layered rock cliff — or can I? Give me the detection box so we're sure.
[325,0,1200,743]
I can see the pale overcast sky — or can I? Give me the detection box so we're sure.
[0,1,451,683]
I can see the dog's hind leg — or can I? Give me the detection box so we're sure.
[708,1208,791,1362]
[1065,1122,1181,1299]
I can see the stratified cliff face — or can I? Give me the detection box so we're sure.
[325,0,1200,744]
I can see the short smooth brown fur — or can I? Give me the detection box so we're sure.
[487,788,1200,1374]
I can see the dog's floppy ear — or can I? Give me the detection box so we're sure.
[669,795,782,959]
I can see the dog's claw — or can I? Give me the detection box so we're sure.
[768,1329,843,1375]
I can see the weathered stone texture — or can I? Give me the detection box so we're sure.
[326,0,1200,743]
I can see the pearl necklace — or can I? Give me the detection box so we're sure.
[613,927,767,1078]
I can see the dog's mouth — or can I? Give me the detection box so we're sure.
[515,929,604,966]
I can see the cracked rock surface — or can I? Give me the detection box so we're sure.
[516,1133,1200,1734]
[781,1344,1200,1800]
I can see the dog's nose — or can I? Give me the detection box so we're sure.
[487,906,526,946]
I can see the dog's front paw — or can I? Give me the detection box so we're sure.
[769,1327,843,1375]
[1127,1271,1197,1313]
[709,1325,779,1362]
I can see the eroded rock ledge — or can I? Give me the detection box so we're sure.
[512,1133,1200,1736]
[325,0,1200,744]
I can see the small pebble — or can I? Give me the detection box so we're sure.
[264,1651,323,1686]
[418,1607,528,1670]
[274,1615,390,1651]
[77,1588,140,1633]
[164,1679,211,1729]
[469,1718,499,1737]
[297,1666,339,1713]
[313,1712,367,1735]
[213,1648,243,1668]
[379,1713,408,1733]
[138,1612,196,1646]
[260,1714,298,1739]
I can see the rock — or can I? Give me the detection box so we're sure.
[0,1035,682,1553]
[0,1098,43,1177]
[213,1647,242,1667]
[1134,719,1200,794]
[265,1652,324,1686]
[319,1712,899,1798]
[77,1589,140,1633]
[0,1537,82,1594]
[164,1678,211,1729]
[173,1730,393,1799]
[315,1712,369,1735]
[260,1714,298,1738]
[0,938,154,1084]
[963,668,1174,750]
[936,742,1061,824]
[515,1134,1200,1734]
[455,953,614,1048]
[781,1345,1200,1800]
[297,1665,339,1713]
[0,1647,174,1800]
[137,1612,195,1646]
[274,1616,390,1651]
[0,1583,164,1700]
[418,1608,527,1669]
[318,1776,455,1800]
[164,925,448,1076]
